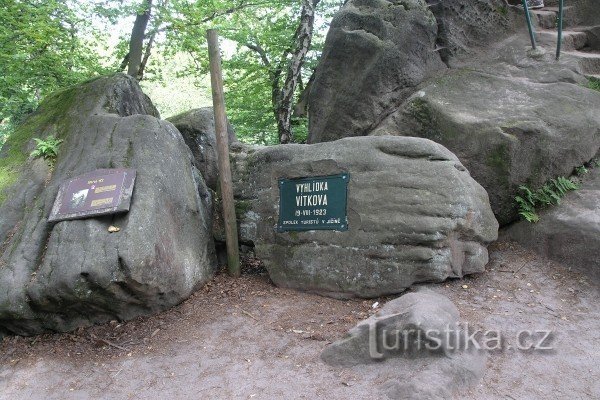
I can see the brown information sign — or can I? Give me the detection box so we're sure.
[48,169,136,223]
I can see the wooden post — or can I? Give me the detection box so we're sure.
[207,29,240,277]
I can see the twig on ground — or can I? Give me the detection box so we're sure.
[514,261,530,274]
[90,334,130,351]
[241,309,258,321]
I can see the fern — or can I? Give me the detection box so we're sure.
[555,176,579,192]
[515,195,539,223]
[31,136,63,161]
[515,176,579,223]
[575,165,588,176]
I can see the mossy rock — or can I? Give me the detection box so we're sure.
[0,73,215,337]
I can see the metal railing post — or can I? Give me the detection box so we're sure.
[521,0,537,50]
[556,0,564,60]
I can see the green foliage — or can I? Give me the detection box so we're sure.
[588,77,600,92]
[1,0,342,147]
[0,85,78,206]
[31,136,63,161]
[515,177,579,223]
[0,0,109,150]
[515,190,540,223]
[160,0,342,144]
[575,165,588,176]
[140,59,213,119]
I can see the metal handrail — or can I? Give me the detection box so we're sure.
[521,0,537,50]
[556,0,564,60]
[521,0,566,60]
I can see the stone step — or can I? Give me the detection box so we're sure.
[573,25,600,51]
[537,29,588,51]
[531,10,559,29]
[563,51,600,75]
[533,6,577,28]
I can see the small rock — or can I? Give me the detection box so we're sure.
[108,226,120,233]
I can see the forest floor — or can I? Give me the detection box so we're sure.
[0,239,598,399]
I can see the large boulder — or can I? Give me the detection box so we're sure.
[307,0,447,144]
[321,288,486,399]
[375,60,600,224]
[306,0,523,144]
[168,107,237,191]
[231,136,498,298]
[0,74,216,336]
[505,164,600,282]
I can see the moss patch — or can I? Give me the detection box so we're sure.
[407,98,433,127]
[588,77,600,92]
[124,139,134,168]
[0,85,79,206]
[486,143,511,187]
[234,200,252,219]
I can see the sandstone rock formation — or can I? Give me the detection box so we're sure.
[307,0,447,143]
[168,107,237,191]
[0,74,216,336]
[307,0,600,225]
[505,164,600,282]
[321,288,486,399]
[231,136,498,298]
[375,59,600,224]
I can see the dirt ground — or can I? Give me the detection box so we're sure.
[1,239,599,399]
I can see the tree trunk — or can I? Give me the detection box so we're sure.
[137,30,156,80]
[292,69,315,119]
[276,0,319,144]
[127,0,153,79]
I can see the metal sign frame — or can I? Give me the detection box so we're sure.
[48,169,136,223]
[277,173,349,232]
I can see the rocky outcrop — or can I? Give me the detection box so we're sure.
[231,136,498,298]
[168,107,237,191]
[307,0,600,225]
[505,164,600,282]
[307,0,447,144]
[306,0,521,145]
[0,74,216,336]
[426,0,519,62]
[321,288,486,399]
[375,59,600,224]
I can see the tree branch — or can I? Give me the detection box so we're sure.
[245,43,270,67]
